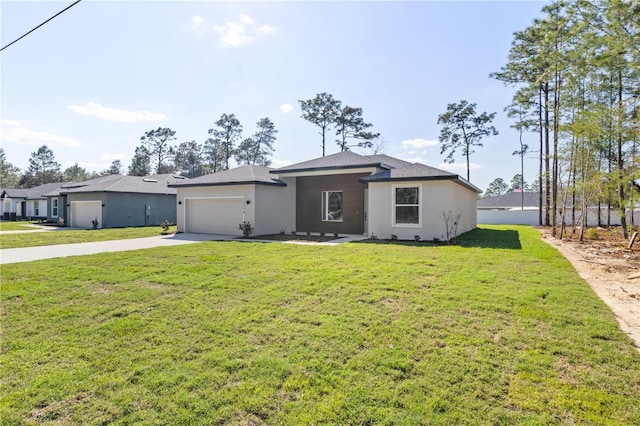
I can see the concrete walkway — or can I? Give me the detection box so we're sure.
[0,233,231,265]
[0,233,370,265]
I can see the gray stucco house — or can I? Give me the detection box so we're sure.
[169,151,481,240]
[44,174,186,228]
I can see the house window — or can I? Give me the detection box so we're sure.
[52,198,58,216]
[34,201,39,216]
[322,191,343,222]
[393,185,421,226]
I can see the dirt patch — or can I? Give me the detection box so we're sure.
[538,227,640,353]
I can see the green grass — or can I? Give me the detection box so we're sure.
[0,225,177,249]
[1,225,639,424]
[0,221,42,231]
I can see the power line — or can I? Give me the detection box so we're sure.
[0,0,83,53]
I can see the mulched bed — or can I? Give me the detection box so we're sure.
[241,234,343,242]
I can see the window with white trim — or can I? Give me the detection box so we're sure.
[52,198,58,216]
[34,201,40,216]
[322,191,343,222]
[393,185,421,226]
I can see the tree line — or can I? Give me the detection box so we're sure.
[491,0,639,240]
[1,93,383,187]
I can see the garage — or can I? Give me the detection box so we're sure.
[185,197,245,235]
[70,201,102,229]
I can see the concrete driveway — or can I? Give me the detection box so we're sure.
[0,233,232,265]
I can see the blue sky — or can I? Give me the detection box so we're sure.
[1,1,544,192]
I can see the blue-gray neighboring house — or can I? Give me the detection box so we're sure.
[44,174,187,228]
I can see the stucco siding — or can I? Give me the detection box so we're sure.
[104,192,176,228]
[65,192,176,228]
[254,181,295,235]
[368,180,477,241]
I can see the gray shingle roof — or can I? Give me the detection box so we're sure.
[1,182,69,200]
[360,163,481,193]
[168,165,286,188]
[274,151,393,173]
[45,175,181,196]
[477,192,543,209]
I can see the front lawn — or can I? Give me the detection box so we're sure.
[0,221,41,231]
[0,225,177,249]
[1,226,639,424]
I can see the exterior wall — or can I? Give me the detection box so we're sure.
[25,199,48,219]
[49,195,69,224]
[367,180,478,241]
[478,207,640,227]
[175,185,257,235]
[1,196,19,219]
[65,192,176,228]
[104,192,176,228]
[450,182,478,234]
[295,173,368,234]
[254,180,296,235]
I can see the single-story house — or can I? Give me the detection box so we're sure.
[478,191,638,226]
[1,182,68,221]
[170,151,480,240]
[44,174,186,229]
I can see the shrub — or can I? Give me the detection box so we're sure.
[586,227,599,240]
[239,221,254,237]
[160,220,173,235]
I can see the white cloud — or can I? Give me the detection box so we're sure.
[256,24,277,35]
[402,138,439,149]
[192,15,204,31]
[239,14,254,25]
[279,103,293,114]
[215,14,277,47]
[215,22,253,47]
[67,102,166,122]
[1,126,84,148]
[1,118,21,126]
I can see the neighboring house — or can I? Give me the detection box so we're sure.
[44,174,185,229]
[1,182,68,221]
[170,151,481,240]
[477,192,542,225]
[477,192,637,226]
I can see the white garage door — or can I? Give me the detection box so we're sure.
[185,197,244,235]
[70,201,102,229]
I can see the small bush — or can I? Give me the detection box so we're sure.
[586,227,599,240]
[160,220,173,235]
[239,221,254,237]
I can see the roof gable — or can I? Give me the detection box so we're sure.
[274,151,390,173]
